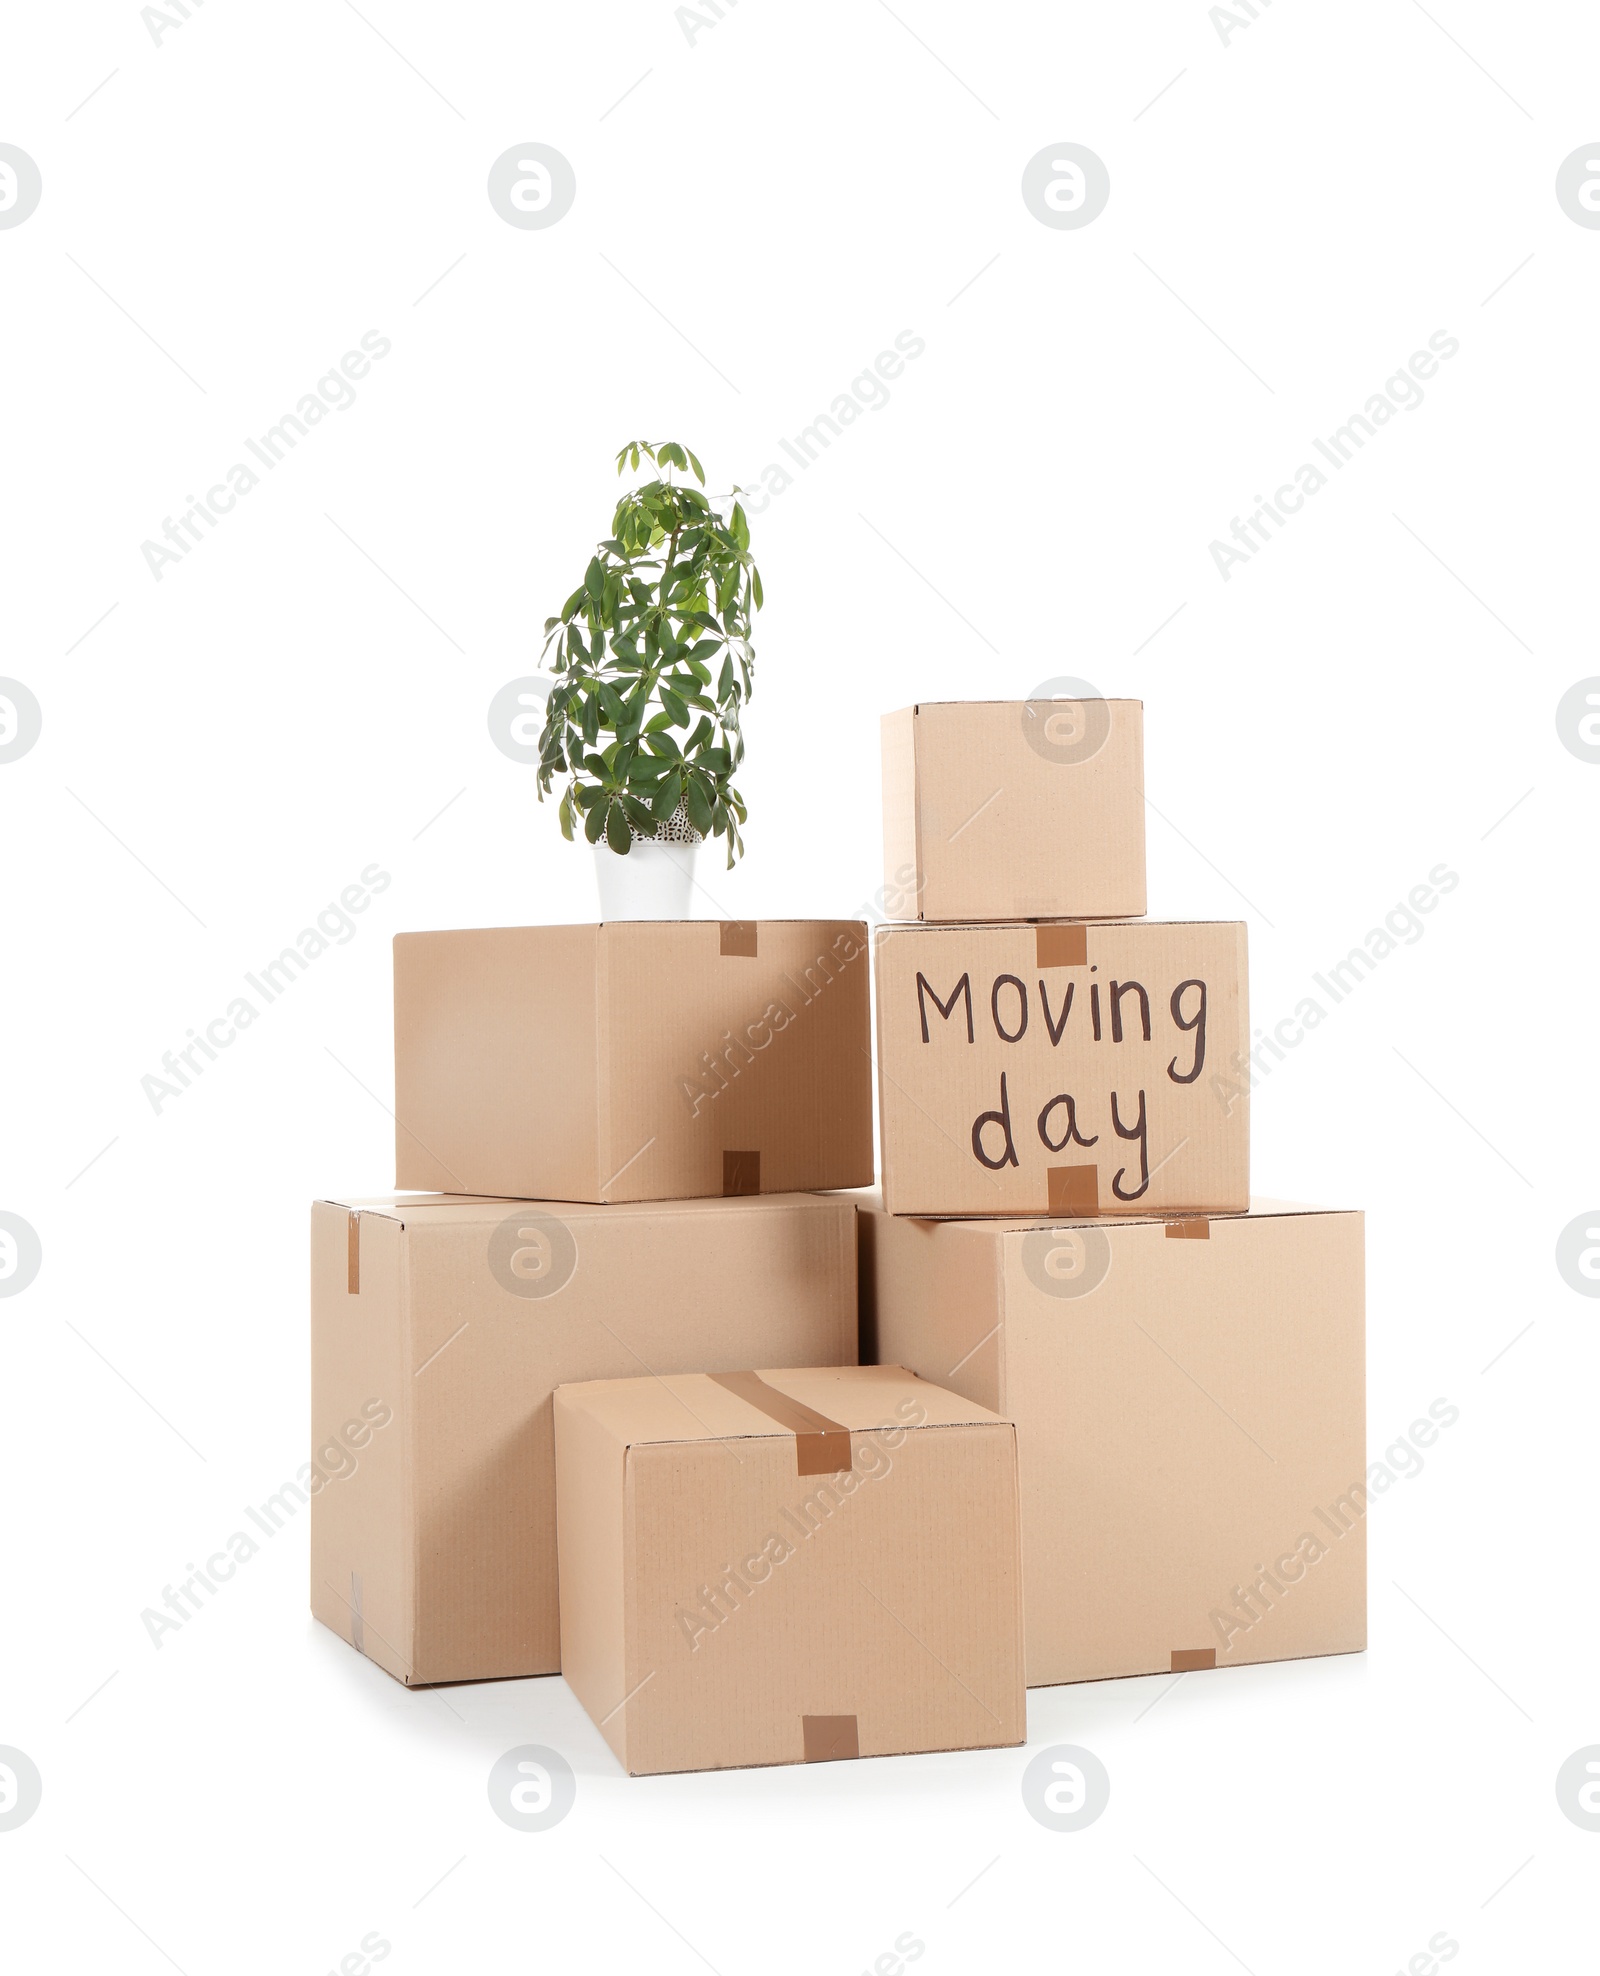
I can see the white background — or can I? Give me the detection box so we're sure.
[4,0,1598,1969]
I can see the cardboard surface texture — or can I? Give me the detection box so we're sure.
[881,699,1146,922]
[554,1364,1026,1775]
[309,1191,858,1685]
[874,918,1249,1217]
[393,921,873,1203]
[856,1196,1366,1686]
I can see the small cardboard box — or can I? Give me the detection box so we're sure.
[554,1364,1025,1775]
[393,921,873,1204]
[857,1196,1365,1686]
[310,1190,857,1686]
[881,699,1146,922]
[875,917,1249,1218]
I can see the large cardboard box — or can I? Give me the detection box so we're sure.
[857,1197,1365,1686]
[309,1191,857,1686]
[393,921,873,1204]
[874,918,1249,1217]
[881,699,1146,922]
[554,1364,1025,1775]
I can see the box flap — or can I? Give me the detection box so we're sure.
[555,1364,1001,1453]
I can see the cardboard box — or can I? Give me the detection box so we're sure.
[393,921,873,1204]
[554,1364,1025,1775]
[857,1196,1365,1685]
[309,1190,858,1686]
[874,917,1249,1217]
[881,699,1146,922]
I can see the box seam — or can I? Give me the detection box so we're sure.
[400,1227,419,1685]
[593,926,611,1200]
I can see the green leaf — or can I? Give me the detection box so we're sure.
[658,686,689,726]
[581,693,600,746]
[730,502,749,551]
[558,789,576,841]
[584,801,606,844]
[750,563,763,610]
[653,769,683,820]
[683,774,714,838]
[605,801,632,854]
[685,447,705,485]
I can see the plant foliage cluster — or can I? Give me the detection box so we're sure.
[537,440,763,865]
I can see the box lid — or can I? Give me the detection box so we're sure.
[556,1364,1001,1451]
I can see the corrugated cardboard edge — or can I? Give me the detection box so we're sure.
[1126,704,1150,917]
[308,1202,418,1687]
[555,1387,635,1769]
[594,926,615,1202]
[880,707,923,922]
[1234,918,1251,1203]
[999,1418,1027,1741]
[397,1214,421,1683]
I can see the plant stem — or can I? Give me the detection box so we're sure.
[657,512,682,648]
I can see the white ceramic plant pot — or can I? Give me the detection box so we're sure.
[592,835,700,920]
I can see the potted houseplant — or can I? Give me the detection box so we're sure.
[536,440,762,918]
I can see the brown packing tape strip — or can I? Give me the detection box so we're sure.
[1036,923,1088,969]
[347,1210,360,1293]
[722,1150,761,1197]
[709,1370,853,1477]
[802,1714,859,1762]
[1048,1164,1099,1216]
[720,921,758,957]
[1171,1647,1216,1671]
[1165,1218,1211,1240]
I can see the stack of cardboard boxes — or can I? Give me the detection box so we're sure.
[867,701,1365,1688]
[310,697,1364,1776]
